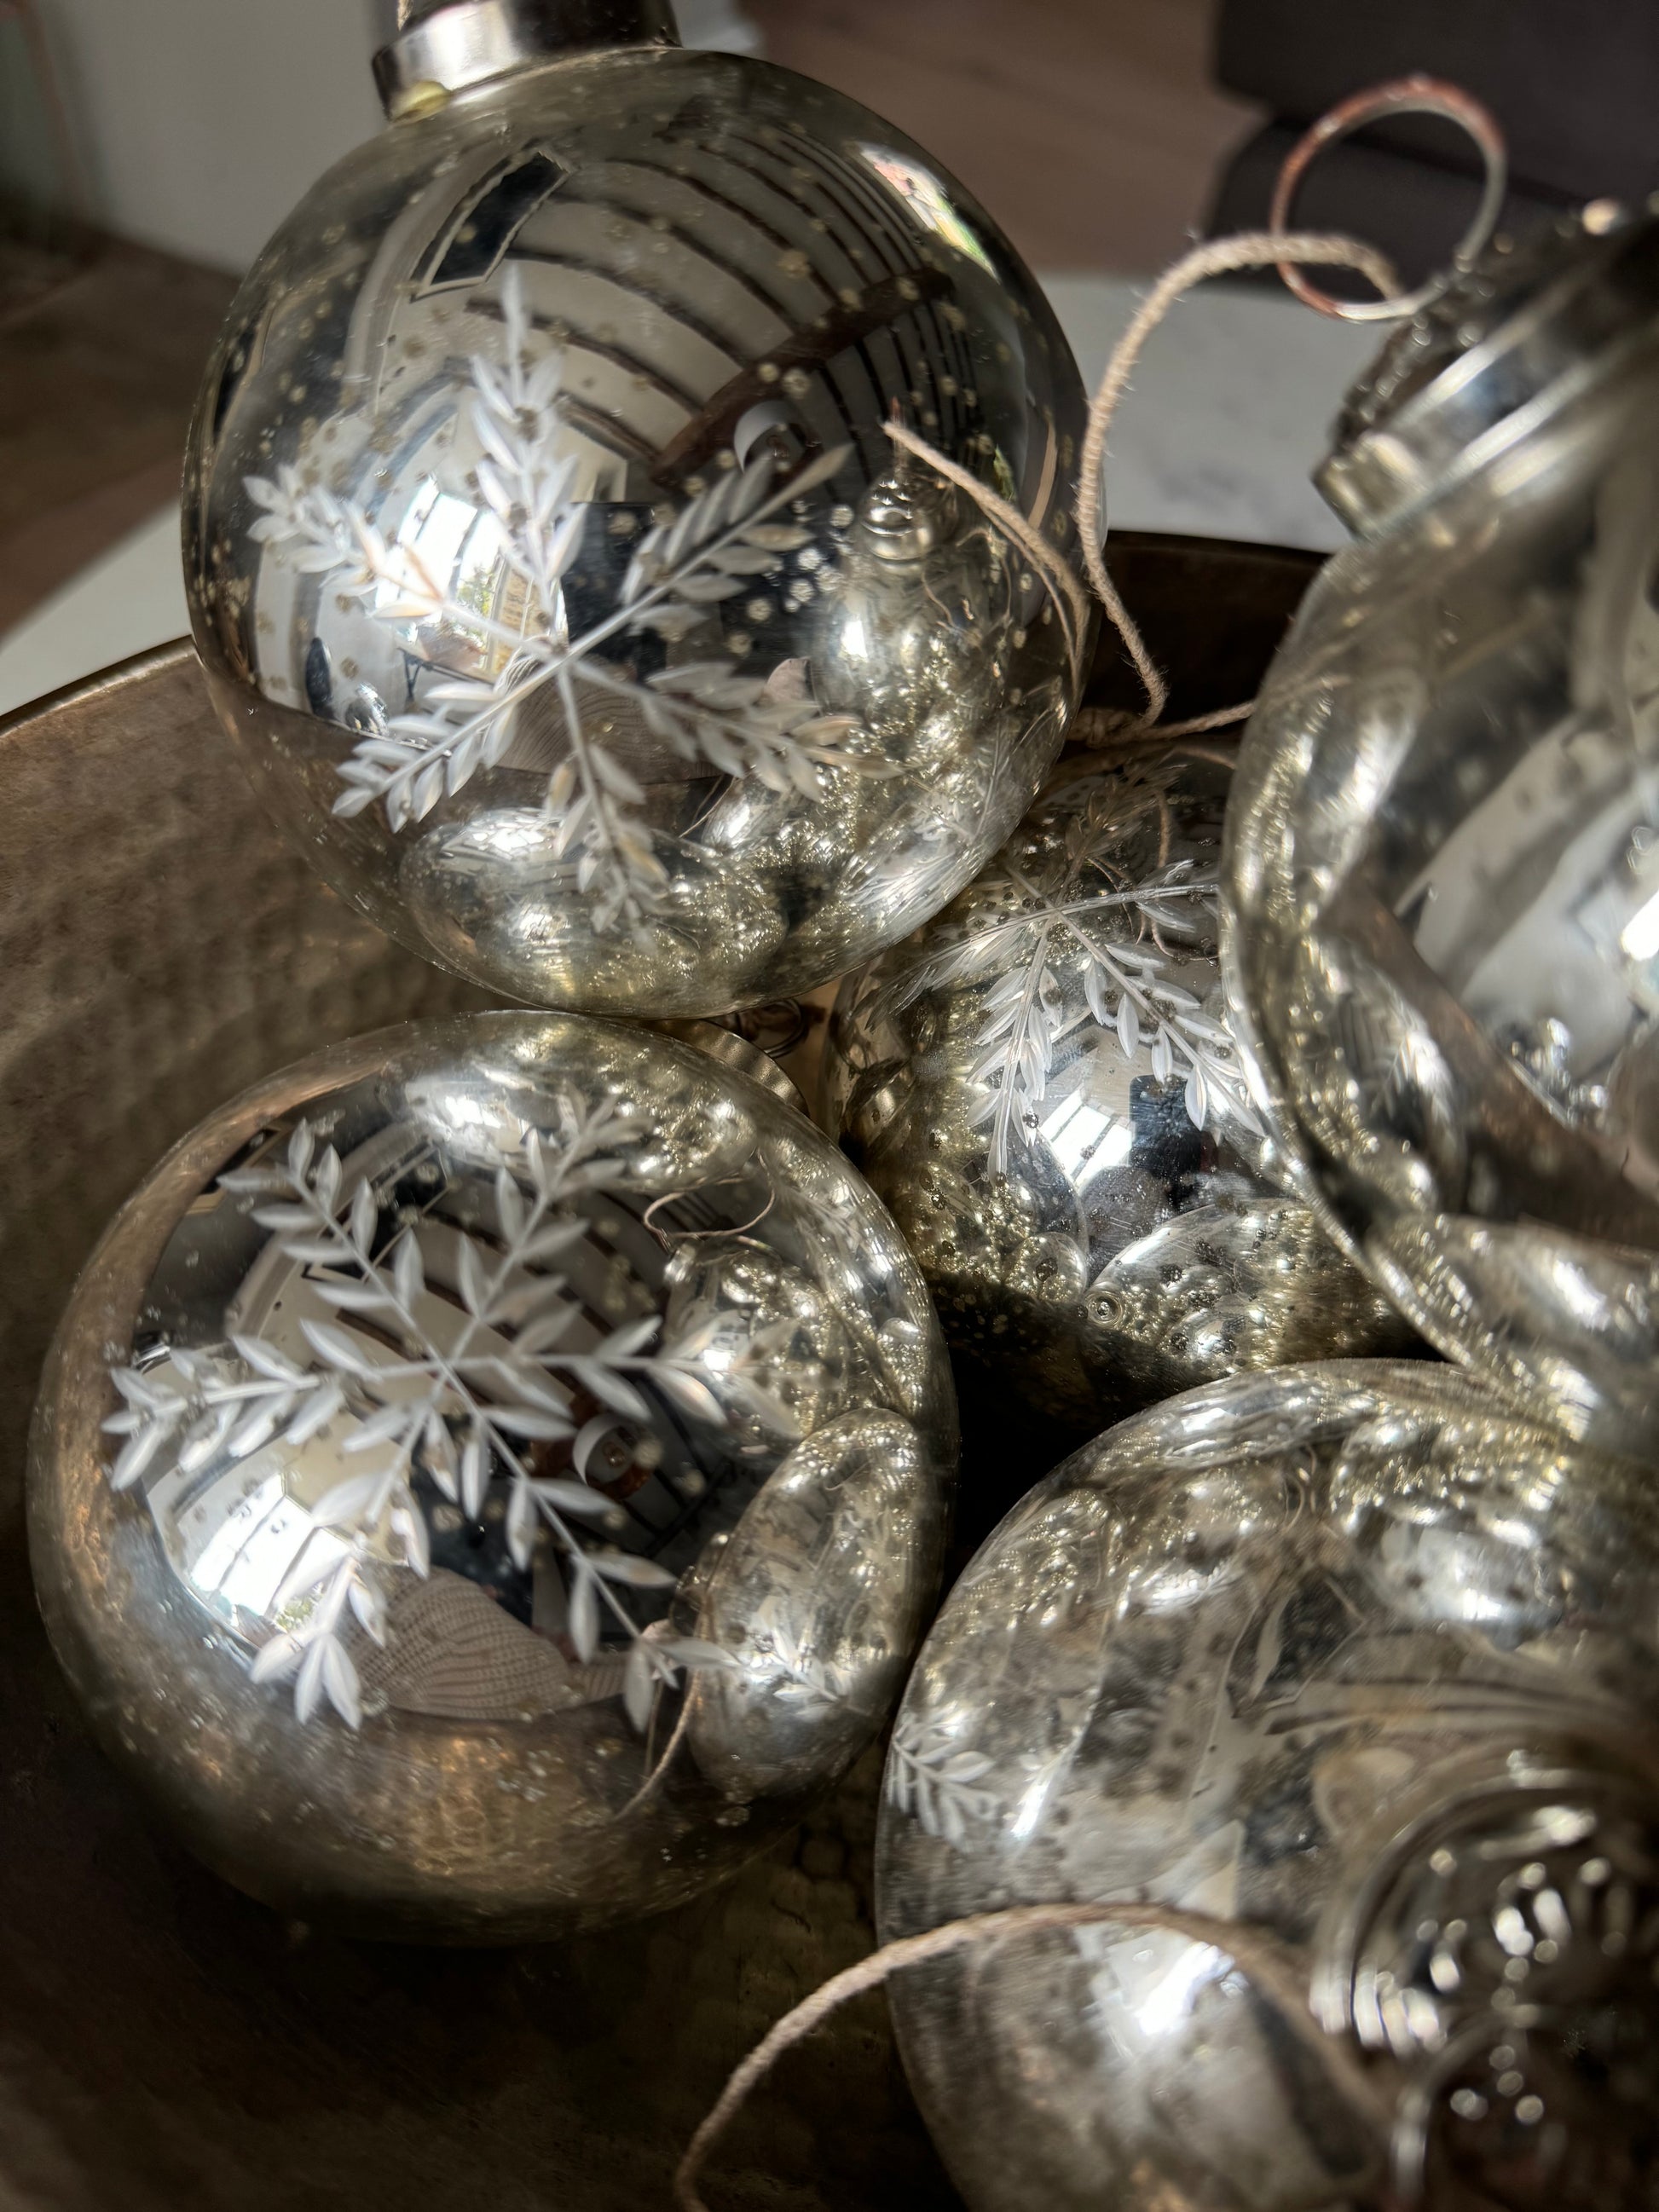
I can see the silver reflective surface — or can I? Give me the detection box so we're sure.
[374,1,680,117]
[1224,213,1659,1455]
[823,754,1410,1435]
[878,1361,1659,2212]
[29,1013,955,1941]
[185,42,1089,1019]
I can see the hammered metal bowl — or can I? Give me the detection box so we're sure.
[0,533,1316,2209]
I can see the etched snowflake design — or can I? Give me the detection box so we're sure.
[246,264,861,932]
[885,1710,997,1845]
[880,775,1263,1174]
[103,1111,736,1732]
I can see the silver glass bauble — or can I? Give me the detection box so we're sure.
[183,0,1090,1021]
[878,1360,1659,2212]
[28,1012,955,1942]
[1224,208,1659,1457]
[822,752,1410,1437]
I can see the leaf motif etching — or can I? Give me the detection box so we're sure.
[886,1709,997,1845]
[881,771,1264,1174]
[246,263,862,932]
[103,1112,738,1733]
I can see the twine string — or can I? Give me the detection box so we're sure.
[890,228,1399,748]
[1073,228,1396,733]
[883,414,1094,682]
[673,1896,1391,2212]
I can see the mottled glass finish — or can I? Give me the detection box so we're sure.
[824,753,1409,1438]
[185,42,1089,1018]
[1225,212,1659,1456]
[30,1014,955,1941]
[879,1361,1659,2212]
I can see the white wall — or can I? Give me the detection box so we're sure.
[37,0,386,273]
[30,3,766,274]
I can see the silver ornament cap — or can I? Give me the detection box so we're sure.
[373,0,680,120]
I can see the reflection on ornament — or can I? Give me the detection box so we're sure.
[186,8,1090,1018]
[878,1360,1659,2212]
[30,1014,955,1941]
[1224,209,1659,1455]
[824,752,1411,1438]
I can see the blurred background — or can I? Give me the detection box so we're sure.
[3,0,1656,713]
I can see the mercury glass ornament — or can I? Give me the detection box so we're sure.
[1224,208,1659,1457]
[878,1360,1659,2212]
[28,1013,955,1942]
[183,0,1090,1021]
[823,752,1409,1437]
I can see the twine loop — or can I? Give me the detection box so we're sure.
[889,229,1402,748]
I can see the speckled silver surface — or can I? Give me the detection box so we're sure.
[0,640,964,2211]
[824,750,1411,1437]
[1225,211,1659,1457]
[187,30,1090,1017]
[30,1011,955,1941]
[880,1360,1659,2212]
[0,530,1314,2209]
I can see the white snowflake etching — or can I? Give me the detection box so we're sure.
[878,774,1263,1174]
[246,263,861,931]
[103,1111,735,1733]
[885,1709,997,1845]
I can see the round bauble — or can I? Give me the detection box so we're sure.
[823,751,1411,1440]
[1224,209,1659,1456]
[29,1012,955,1942]
[184,1,1090,1020]
[878,1360,1659,2212]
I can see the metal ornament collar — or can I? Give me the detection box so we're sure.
[1318,206,1659,537]
[374,0,680,119]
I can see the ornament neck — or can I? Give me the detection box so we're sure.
[375,0,680,119]
[1316,207,1659,537]
[651,1020,806,1115]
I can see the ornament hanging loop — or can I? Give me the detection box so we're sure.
[1270,75,1508,321]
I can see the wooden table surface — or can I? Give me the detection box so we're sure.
[748,0,1258,270]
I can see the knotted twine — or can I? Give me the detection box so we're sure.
[676,227,1408,2212]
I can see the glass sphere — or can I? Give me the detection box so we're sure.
[823,752,1411,1439]
[1224,212,1659,1456]
[878,1360,1659,2212]
[184,40,1090,1019]
[29,1014,955,1941]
